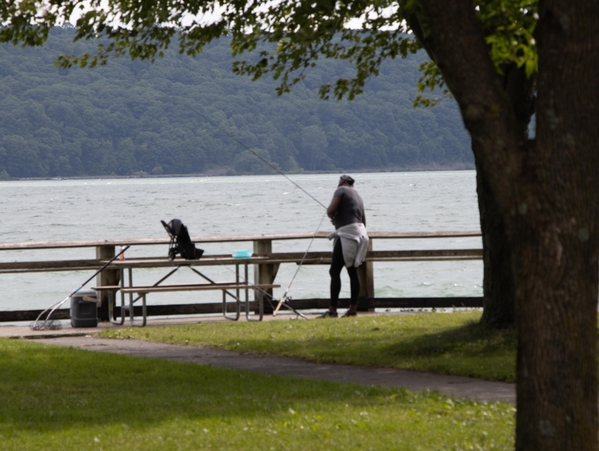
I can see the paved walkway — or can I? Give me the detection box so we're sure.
[1,317,515,404]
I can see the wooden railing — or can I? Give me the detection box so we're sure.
[0,231,483,323]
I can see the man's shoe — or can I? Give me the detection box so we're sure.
[316,311,338,318]
[342,310,357,318]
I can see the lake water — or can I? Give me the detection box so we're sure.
[0,171,482,314]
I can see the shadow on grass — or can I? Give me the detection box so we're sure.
[382,320,517,381]
[385,319,517,357]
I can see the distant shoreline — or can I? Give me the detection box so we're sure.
[7,162,475,182]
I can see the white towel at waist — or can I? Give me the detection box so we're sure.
[328,222,369,268]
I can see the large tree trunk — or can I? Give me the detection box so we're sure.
[414,0,599,449]
[476,157,515,328]
[513,1,599,449]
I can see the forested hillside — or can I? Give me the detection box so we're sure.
[0,26,472,179]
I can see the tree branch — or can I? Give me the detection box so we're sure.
[414,0,523,208]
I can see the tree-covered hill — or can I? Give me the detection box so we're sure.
[0,26,472,179]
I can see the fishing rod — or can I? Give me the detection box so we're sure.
[30,245,130,331]
[210,213,329,320]
[273,211,328,317]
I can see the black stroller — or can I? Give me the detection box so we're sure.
[161,219,204,260]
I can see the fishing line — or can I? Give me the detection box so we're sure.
[183,102,328,210]
[210,262,309,319]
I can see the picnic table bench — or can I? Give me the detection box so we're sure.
[93,256,280,326]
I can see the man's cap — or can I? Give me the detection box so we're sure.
[339,174,355,185]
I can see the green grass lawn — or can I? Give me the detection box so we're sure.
[101,311,517,382]
[0,337,515,451]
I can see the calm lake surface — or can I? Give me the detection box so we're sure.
[0,171,482,313]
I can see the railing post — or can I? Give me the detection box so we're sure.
[96,245,119,321]
[253,239,279,313]
[358,238,374,311]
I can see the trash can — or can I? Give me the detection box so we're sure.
[70,291,98,328]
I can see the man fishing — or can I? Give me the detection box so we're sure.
[319,174,369,318]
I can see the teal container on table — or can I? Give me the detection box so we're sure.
[232,250,253,258]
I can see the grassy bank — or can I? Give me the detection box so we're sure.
[0,338,514,451]
[101,311,517,382]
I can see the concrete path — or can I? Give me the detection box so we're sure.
[33,334,515,404]
[0,317,515,404]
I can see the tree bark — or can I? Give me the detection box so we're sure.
[476,155,515,328]
[514,1,599,449]
[478,64,535,328]
[415,0,599,449]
